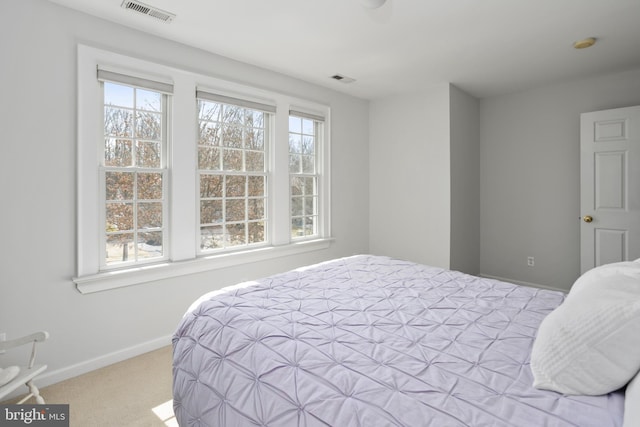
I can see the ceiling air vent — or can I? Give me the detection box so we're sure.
[331,74,356,84]
[121,0,175,23]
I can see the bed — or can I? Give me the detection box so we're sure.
[172,255,628,426]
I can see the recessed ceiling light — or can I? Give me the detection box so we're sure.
[573,37,596,49]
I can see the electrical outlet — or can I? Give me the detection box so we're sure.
[527,257,535,267]
[0,332,6,354]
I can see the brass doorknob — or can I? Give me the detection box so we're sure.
[583,215,593,223]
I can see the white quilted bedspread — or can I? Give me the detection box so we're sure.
[172,255,624,426]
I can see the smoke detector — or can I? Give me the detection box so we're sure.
[121,0,175,23]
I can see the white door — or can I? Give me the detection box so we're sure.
[580,105,640,273]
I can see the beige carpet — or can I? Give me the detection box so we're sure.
[5,345,176,427]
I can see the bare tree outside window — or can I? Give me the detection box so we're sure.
[197,98,268,251]
[289,115,319,239]
[103,82,166,266]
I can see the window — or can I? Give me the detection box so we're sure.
[289,112,324,239]
[76,45,331,293]
[196,92,273,252]
[100,72,170,268]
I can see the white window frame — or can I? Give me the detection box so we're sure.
[99,76,171,269]
[195,91,274,254]
[289,110,327,241]
[75,45,332,294]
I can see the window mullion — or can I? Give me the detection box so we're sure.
[271,110,290,246]
[169,77,197,262]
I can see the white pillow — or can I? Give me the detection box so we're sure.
[570,260,640,297]
[624,371,640,427]
[530,261,640,395]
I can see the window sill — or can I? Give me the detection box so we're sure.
[73,238,333,294]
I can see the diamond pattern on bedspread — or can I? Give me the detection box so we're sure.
[173,255,624,427]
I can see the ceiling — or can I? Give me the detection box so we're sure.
[48,0,640,100]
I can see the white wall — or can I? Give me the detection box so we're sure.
[369,85,452,268]
[450,86,480,275]
[0,0,369,388]
[480,67,640,291]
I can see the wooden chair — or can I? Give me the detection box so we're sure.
[0,331,49,404]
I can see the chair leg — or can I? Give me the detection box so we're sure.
[26,380,45,404]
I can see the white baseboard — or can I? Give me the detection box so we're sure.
[3,334,172,402]
[479,274,567,293]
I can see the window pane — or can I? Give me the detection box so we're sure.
[223,149,243,170]
[302,119,314,135]
[227,224,246,246]
[106,202,133,232]
[200,174,223,198]
[105,138,132,167]
[104,82,133,108]
[303,216,316,236]
[138,231,163,259]
[304,197,315,216]
[289,154,301,173]
[248,176,264,197]
[304,177,315,195]
[245,129,264,150]
[302,155,315,174]
[201,226,223,250]
[105,107,133,137]
[289,134,302,154]
[138,173,163,200]
[248,199,264,221]
[291,218,303,238]
[291,197,303,216]
[222,125,243,148]
[226,199,246,222]
[200,122,221,145]
[246,111,264,128]
[201,200,223,224]
[138,202,162,228]
[199,147,221,170]
[302,136,315,155]
[289,116,301,133]
[106,172,134,200]
[226,176,246,197]
[245,151,264,172]
[248,222,265,244]
[224,105,243,125]
[135,111,161,140]
[198,100,221,122]
[290,177,302,196]
[137,141,161,168]
[106,233,134,263]
[136,89,161,112]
